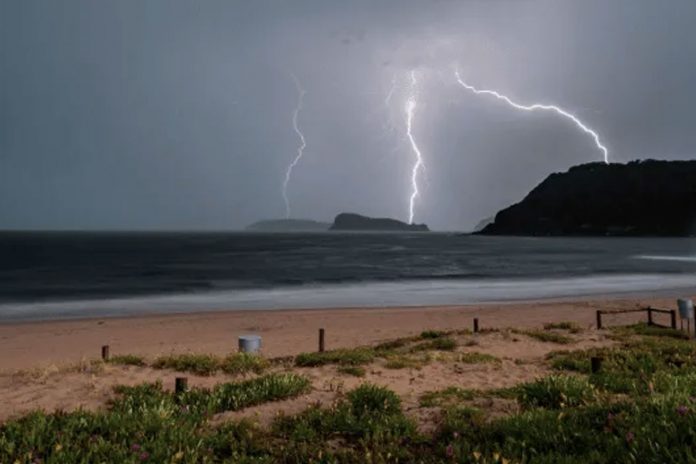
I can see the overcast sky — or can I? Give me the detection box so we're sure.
[2,0,695,231]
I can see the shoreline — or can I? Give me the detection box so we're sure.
[1,275,694,324]
[0,285,693,326]
[1,293,693,371]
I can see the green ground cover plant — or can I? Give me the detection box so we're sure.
[4,324,696,463]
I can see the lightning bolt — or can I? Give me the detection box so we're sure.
[405,70,425,224]
[384,74,397,108]
[282,74,307,219]
[454,69,609,164]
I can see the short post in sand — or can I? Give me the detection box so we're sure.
[101,345,110,361]
[596,311,603,330]
[319,328,325,352]
[175,377,188,394]
[473,318,479,333]
[591,357,602,373]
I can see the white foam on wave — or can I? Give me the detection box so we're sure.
[1,273,695,322]
[634,255,696,263]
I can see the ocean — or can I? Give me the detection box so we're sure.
[1,231,695,321]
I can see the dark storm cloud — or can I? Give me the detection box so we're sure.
[1,0,695,230]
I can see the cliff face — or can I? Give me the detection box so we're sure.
[330,213,429,232]
[480,160,696,237]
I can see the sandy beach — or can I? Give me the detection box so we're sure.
[0,294,691,423]
[0,295,689,371]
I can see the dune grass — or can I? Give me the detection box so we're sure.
[457,352,500,364]
[337,365,366,377]
[151,352,269,376]
[544,321,583,333]
[107,354,147,367]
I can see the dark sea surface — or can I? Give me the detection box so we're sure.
[1,231,695,321]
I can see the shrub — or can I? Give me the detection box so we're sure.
[347,383,402,417]
[517,375,596,409]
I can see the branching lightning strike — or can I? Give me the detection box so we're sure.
[405,70,425,224]
[454,69,609,164]
[282,74,307,219]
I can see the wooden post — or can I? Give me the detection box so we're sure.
[671,310,677,330]
[318,328,325,353]
[591,357,602,373]
[473,318,479,333]
[647,307,653,326]
[101,345,110,361]
[596,311,602,330]
[175,377,188,394]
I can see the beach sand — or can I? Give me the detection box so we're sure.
[0,295,691,423]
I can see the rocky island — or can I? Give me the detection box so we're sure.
[479,160,696,236]
[330,213,429,232]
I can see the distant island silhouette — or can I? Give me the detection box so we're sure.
[330,213,429,232]
[245,219,330,232]
[479,160,696,236]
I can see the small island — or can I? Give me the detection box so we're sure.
[479,160,696,236]
[330,213,429,232]
[245,219,330,232]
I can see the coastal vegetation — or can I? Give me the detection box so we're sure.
[3,323,696,462]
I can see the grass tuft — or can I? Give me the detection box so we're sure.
[420,330,446,339]
[152,353,221,376]
[383,353,430,370]
[337,365,366,377]
[457,352,500,364]
[221,352,269,375]
[412,337,457,352]
[544,321,582,333]
[517,375,596,409]
[108,354,147,367]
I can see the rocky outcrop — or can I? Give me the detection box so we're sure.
[330,213,429,232]
[479,160,696,236]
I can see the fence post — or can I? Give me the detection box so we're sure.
[591,357,603,373]
[473,318,479,333]
[175,377,188,394]
[671,310,677,330]
[647,307,653,326]
[101,345,110,361]
[596,311,602,330]
[318,328,325,353]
